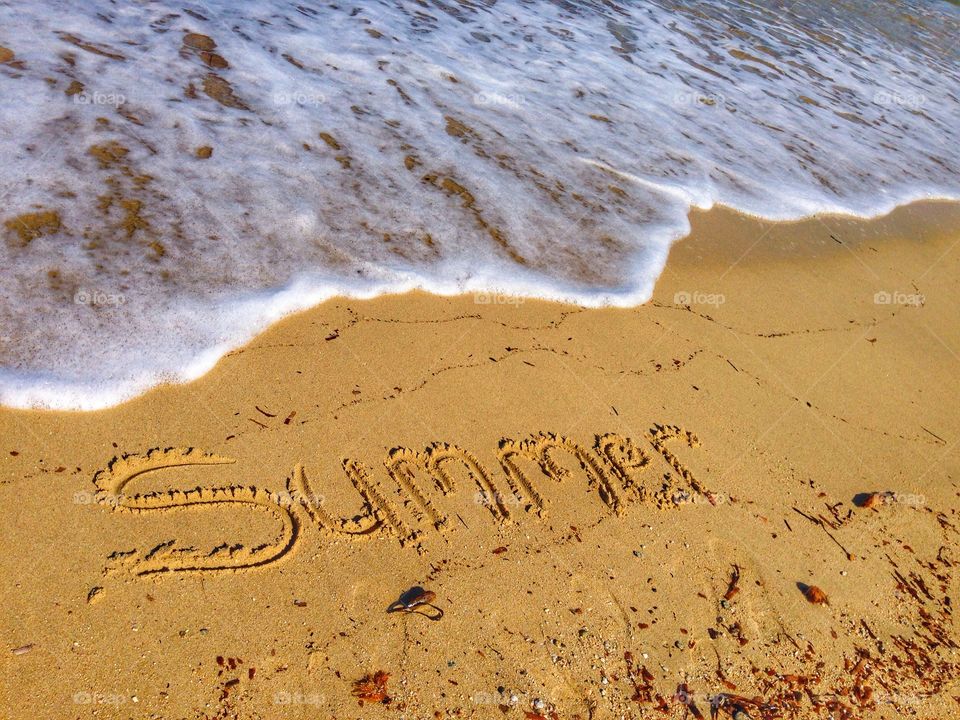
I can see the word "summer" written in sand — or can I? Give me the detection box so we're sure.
[89,424,713,580]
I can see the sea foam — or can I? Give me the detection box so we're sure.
[0,0,958,409]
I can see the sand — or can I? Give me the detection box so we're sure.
[2,201,959,719]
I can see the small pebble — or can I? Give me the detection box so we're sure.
[720,599,730,609]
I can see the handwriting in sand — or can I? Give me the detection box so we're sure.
[88,424,713,579]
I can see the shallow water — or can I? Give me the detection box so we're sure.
[0,0,958,408]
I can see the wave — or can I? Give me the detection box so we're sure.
[0,0,958,409]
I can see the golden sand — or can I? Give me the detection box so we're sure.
[3,210,62,246]
[1,202,959,719]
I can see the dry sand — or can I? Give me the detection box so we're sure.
[2,202,960,719]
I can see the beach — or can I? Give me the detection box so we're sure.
[2,202,959,719]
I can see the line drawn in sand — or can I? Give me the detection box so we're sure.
[93,448,300,578]
[90,424,712,582]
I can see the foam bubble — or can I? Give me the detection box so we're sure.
[0,0,957,409]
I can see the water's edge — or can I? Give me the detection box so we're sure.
[4,198,959,412]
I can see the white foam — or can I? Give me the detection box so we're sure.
[0,0,958,410]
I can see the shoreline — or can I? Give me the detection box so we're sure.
[3,198,960,413]
[2,204,959,719]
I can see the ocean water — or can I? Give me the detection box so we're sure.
[0,0,958,409]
